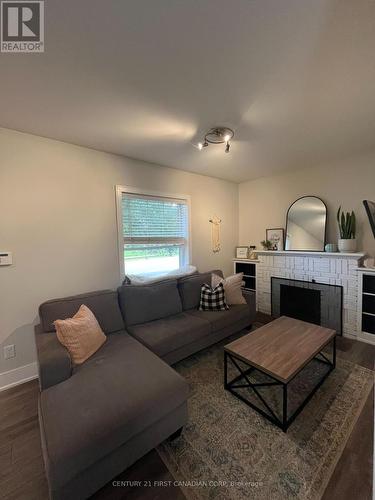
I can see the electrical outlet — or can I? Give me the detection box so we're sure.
[4,344,15,359]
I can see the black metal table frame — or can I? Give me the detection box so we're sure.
[224,336,336,432]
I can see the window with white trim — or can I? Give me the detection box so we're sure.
[117,187,190,277]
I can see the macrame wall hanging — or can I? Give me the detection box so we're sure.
[209,216,221,253]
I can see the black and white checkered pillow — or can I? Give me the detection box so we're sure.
[199,282,229,311]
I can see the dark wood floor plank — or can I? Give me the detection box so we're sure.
[2,475,49,500]
[1,457,46,498]
[0,416,39,448]
[335,336,375,370]
[0,380,38,403]
[11,426,43,464]
[0,444,13,480]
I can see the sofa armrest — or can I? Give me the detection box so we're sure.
[35,324,72,391]
[242,289,256,323]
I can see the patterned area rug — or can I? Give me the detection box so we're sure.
[157,331,374,500]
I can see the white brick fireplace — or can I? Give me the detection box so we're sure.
[256,251,365,340]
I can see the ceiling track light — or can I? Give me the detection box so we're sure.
[196,127,234,153]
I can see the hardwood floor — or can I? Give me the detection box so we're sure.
[0,380,48,500]
[0,333,373,500]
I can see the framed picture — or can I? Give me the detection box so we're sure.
[235,246,249,259]
[266,228,284,251]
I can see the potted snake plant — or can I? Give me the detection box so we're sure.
[337,206,357,253]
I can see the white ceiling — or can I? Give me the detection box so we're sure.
[1,0,375,182]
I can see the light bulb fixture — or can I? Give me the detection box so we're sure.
[196,127,234,153]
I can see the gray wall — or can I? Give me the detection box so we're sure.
[0,128,239,378]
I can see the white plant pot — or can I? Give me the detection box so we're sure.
[338,238,357,253]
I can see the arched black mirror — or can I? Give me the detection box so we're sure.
[285,196,327,251]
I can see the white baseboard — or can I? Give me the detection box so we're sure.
[0,362,38,392]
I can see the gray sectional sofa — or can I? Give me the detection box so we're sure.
[35,270,256,500]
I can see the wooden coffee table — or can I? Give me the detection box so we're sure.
[224,316,336,431]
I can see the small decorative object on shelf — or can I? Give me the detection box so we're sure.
[266,228,284,250]
[248,246,257,260]
[337,206,357,253]
[325,243,338,253]
[235,246,249,259]
[364,257,375,269]
[260,239,273,251]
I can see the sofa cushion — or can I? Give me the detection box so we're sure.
[39,290,124,334]
[187,304,251,332]
[199,282,229,311]
[212,272,247,305]
[178,270,223,310]
[118,279,182,326]
[39,333,189,488]
[54,305,106,365]
[127,312,211,358]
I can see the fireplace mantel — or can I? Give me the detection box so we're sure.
[256,250,365,259]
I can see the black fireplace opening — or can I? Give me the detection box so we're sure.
[271,277,343,334]
[280,284,321,325]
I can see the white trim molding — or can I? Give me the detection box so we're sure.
[0,362,38,392]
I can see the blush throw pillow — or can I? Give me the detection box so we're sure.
[212,272,246,305]
[199,282,229,311]
[54,305,106,365]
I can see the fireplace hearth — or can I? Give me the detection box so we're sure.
[272,277,343,334]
